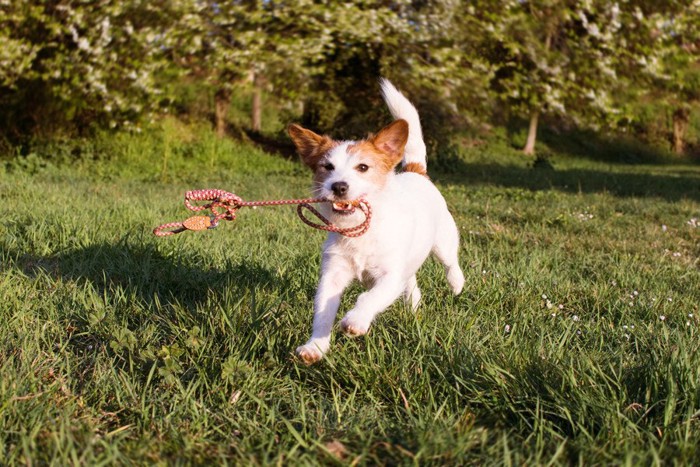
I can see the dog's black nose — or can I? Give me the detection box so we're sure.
[331,181,349,197]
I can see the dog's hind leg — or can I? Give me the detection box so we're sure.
[340,274,405,336]
[403,275,422,311]
[432,216,465,295]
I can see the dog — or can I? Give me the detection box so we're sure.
[288,79,465,364]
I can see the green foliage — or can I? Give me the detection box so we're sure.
[0,0,187,137]
[1,0,700,157]
[2,119,299,184]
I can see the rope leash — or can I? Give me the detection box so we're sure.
[153,189,371,238]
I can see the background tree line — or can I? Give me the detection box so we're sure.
[1,0,699,158]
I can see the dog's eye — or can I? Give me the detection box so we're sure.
[356,163,369,173]
[323,162,334,171]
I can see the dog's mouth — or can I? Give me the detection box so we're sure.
[331,201,356,215]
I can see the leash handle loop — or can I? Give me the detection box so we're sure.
[296,201,371,238]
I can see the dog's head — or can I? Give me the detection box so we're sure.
[288,120,408,215]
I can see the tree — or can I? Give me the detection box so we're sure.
[294,0,494,153]
[584,1,700,155]
[379,0,496,147]
[482,0,644,154]
[0,1,186,139]
[651,3,700,154]
[176,1,334,137]
[298,1,413,134]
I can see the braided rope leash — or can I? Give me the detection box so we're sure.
[153,189,372,238]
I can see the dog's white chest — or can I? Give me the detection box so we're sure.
[326,234,387,283]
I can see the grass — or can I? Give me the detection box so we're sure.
[1,124,699,464]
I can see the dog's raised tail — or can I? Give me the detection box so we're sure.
[380,79,427,175]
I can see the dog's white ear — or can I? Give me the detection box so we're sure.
[371,119,408,166]
[288,124,335,169]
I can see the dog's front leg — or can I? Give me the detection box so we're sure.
[296,258,353,364]
[340,274,405,336]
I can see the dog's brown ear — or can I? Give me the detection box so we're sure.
[287,124,335,169]
[370,119,408,166]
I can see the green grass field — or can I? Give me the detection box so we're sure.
[1,126,699,464]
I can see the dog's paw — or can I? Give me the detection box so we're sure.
[340,315,370,337]
[295,343,325,365]
[448,267,465,295]
[406,287,422,312]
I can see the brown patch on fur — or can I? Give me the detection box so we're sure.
[287,124,338,170]
[403,162,428,177]
[347,141,395,172]
[371,120,408,165]
[311,159,332,193]
[344,141,394,188]
[346,119,409,173]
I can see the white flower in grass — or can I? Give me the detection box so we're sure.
[542,294,547,299]
[659,315,666,321]
[662,224,668,232]
[689,314,694,318]
[572,315,580,322]
[504,324,511,333]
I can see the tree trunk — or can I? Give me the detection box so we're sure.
[523,110,539,155]
[522,28,551,156]
[672,107,690,155]
[214,88,231,138]
[251,73,262,133]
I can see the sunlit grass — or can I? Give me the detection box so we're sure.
[1,128,699,464]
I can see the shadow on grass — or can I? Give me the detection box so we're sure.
[505,118,698,165]
[434,159,700,202]
[14,240,303,361]
[9,240,310,389]
[16,240,285,310]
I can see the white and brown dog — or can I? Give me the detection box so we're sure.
[288,79,464,364]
